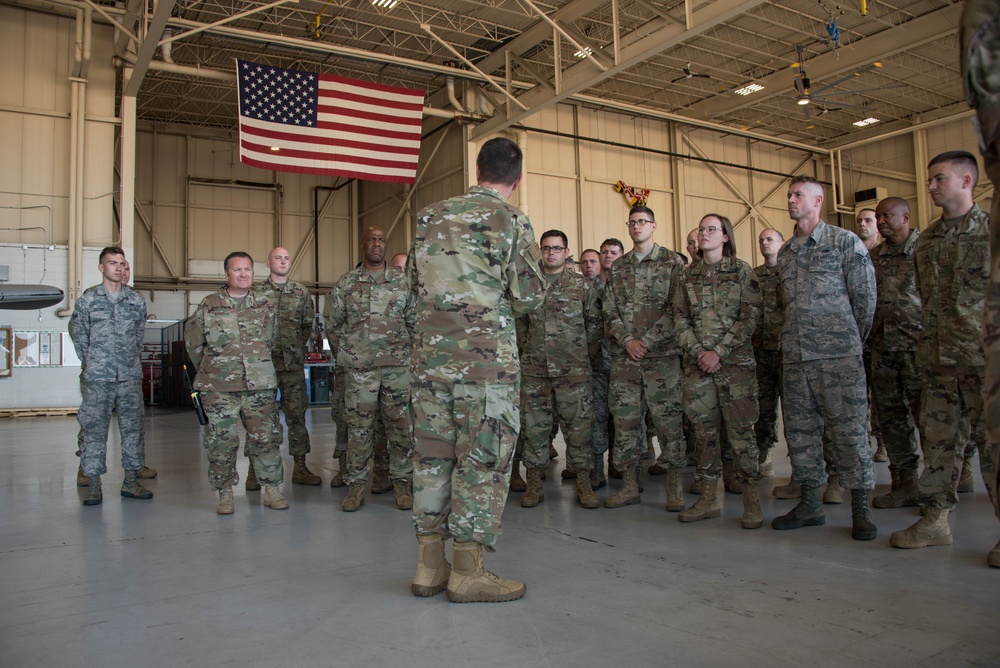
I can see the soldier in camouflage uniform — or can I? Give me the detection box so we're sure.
[869,198,924,509]
[891,151,992,550]
[185,252,287,514]
[963,0,1000,568]
[517,230,603,509]
[326,227,415,512]
[603,206,687,511]
[675,215,763,528]
[70,246,152,506]
[246,247,321,489]
[857,208,887,466]
[754,228,785,488]
[408,137,545,604]
[771,176,877,541]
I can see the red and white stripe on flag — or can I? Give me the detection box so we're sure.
[237,60,425,183]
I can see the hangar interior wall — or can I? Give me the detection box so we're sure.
[0,4,992,409]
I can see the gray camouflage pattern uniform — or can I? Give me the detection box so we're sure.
[603,244,687,473]
[752,263,782,460]
[518,269,602,472]
[778,220,877,491]
[260,277,314,456]
[69,284,147,476]
[914,204,992,508]
[326,265,414,484]
[185,286,283,490]
[407,184,545,547]
[676,256,762,483]
[870,229,923,476]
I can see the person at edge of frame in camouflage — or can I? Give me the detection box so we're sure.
[753,228,786,492]
[856,207,888,466]
[244,246,322,490]
[407,137,546,604]
[868,198,924,511]
[74,259,157,488]
[963,0,1000,568]
[770,175,878,541]
[515,229,603,510]
[889,151,993,551]
[602,205,688,512]
[674,214,763,528]
[326,226,415,513]
[185,251,288,515]
[70,246,153,506]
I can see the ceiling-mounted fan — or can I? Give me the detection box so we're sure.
[789,44,903,119]
[671,63,711,84]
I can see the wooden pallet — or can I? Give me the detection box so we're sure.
[0,407,78,419]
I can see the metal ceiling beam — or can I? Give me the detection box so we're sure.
[679,2,962,122]
[470,0,766,140]
[111,0,142,57]
[123,0,178,97]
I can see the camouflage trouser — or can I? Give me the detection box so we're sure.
[782,357,874,490]
[78,378,145,476]
[609,354,683,472]
[591,366,611,456]
[521,375,593,471]
[917,364,990,509]
[344,365,412,484]
[683,363,760,483]
[863,348,883,451]
[410,381,518,547]
[331,369,348,455]
[871,350,922,475]
[274,368,311,456]
[754,349,782,456]
[202,390,283,491]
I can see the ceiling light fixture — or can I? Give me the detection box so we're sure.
[574,47,593,58]
[734,83,763,96]
[271,146,280,151]
[797,97,810,105]
[853,117,880,127]
[371,0,399,8]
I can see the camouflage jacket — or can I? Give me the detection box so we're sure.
[407,184,546,385]
[260,277,314,371]
[591,274,611,374]
[914,204,991,367]
[871,229,922,353]
[185,286,277,392]
[69,284,147,382]
[963,2,1000,248]
[676,256,762,367]
[752,263,782,352]
[516,269,602,378]
[324,265,413,370]
[777,220,876,362]
[603,243,686,359]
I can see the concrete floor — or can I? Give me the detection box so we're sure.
[1,407,998,668]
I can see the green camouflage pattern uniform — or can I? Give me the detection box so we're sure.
[260,277,314,457]
[518,269,602,471]
[185,286,283,490]
[778,220,877,491]
[590,275,613,457]
[752,263,783,459]
[69,284,147,476]
[326,265,414,484]
[676,257,762,483]
[963,0,1000,523]
[870,229,923,475]
[914,204,992,509]
[603,244,687,473]
[407,184,545,547]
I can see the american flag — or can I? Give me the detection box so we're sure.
[237,60,425,183]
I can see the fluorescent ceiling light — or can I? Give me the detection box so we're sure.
[797,97,810,105]
[371,0,398,8]
[853,117,880,127]
[734,83,764,96]
[574,47,593,58]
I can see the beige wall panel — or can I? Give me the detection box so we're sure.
[529,174,579,253]
[81,122,116,247]
[0,7,28,106]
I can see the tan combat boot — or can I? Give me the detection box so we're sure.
[262,485,288,510]
[121,470,153,499]
[772,479,801,499]
[371,461,392,495]
[665,469,684,512]
[83,475,102,506]
[873,441,888,462]
[604,467,640,508]
[520,466,545,508]
[741,481,762,529]
[77,465,89,487]
[447,541,526,603]
[957,462,975,493]
[341,482,366,512]
[245,460,261,491]
[394,479,414,510]
[759,449,774,477]
[292,454,322,486]
[137,465,158,479]
[575,471,599,509]
[722,461,741,494]
[509,460,527,492]
[823,476,845,504]
[217,486,234,515]
[679,478,721,522]
[412,534,450,597]
[873,469,919,508]
[330,452,347,488]
[890,507,953,548]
